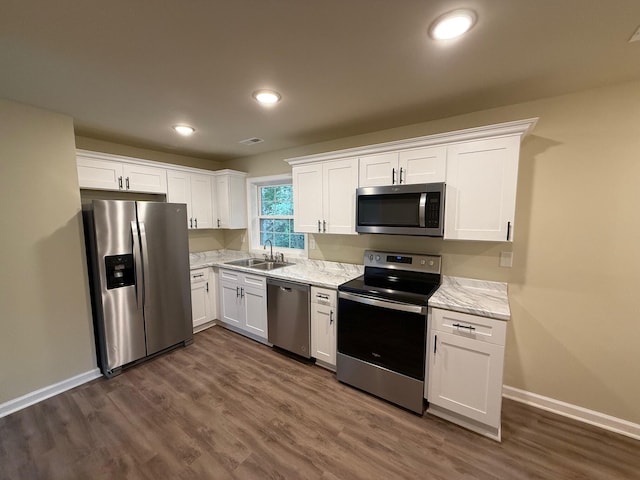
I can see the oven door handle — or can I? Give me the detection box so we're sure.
[339,291,427,315]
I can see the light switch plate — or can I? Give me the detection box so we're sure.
[500,251,513,268]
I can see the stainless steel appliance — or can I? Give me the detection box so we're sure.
[83,200,193,377]
[337,250,441,414]
[267,278,311,358]
[356,182,445,236]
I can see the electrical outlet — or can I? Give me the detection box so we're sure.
[499,251,513,268]
[629,25,640,43]
[309,237,316,249]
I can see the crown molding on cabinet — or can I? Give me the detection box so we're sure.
[285,118,538,166]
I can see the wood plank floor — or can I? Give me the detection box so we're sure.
[1,325,639,479]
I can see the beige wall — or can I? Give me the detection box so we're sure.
[225,81,640,424]
[75,135,223,171]
[0,99,96,403]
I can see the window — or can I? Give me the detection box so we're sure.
[247,175,307,258]
[258,184,305,250]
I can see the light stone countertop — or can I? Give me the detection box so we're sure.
[189,250,364,289]
[428,275,511,321]
[190,250,510,318]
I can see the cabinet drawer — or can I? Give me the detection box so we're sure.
[219,268,240,282]
[311,286,336,306]
[243,273,266,288]
[190,268,208,285]
[431,308,506,346]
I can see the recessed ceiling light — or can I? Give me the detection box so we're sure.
[429,9,477,40]
[252,90,281,105]
[172,125,195,136]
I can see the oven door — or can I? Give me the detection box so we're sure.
[337,291,427,380]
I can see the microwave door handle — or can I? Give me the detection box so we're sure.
[419,193,427,227]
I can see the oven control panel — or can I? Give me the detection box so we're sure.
[363,250,441,274]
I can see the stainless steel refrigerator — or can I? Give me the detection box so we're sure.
[83,200,193,377]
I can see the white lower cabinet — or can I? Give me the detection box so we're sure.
[427,307,507,441]
[190,267,217,333]
[310,287,337,370]
[218,269,267,341]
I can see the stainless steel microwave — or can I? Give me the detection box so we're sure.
[356,182,445,236]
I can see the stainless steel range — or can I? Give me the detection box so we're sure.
[337,250,441,414]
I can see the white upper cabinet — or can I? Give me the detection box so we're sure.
[287,118,536,242]
[293,158,358,234]
[215,170,247,229]
[444,136,520,242]
[77,152,167,194]
[358,146,446,187]
[398,146,447,185]
[358,152,398,186]
[167,171,214,229]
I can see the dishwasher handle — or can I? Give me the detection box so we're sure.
[267,277,309,292]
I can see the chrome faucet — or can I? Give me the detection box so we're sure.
[264,239,274,261]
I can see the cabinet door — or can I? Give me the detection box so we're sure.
[190,174,214,229]
[190,268,211,331]
[215,175,230,228]
[429,331,504,428]
[445,136,520,241]
[219,279,243,327]
[122,163,167,194]
[77,157,123,191]
[293,164,324,233]
[167,171,193,228]
[311,303,336,367]
[322,158,358,234]
[243,284,267,339]
[358,152,398,187]
[398,146,446,184]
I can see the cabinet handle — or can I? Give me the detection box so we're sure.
[118,176,123,189]
[126,177,130,190]
[452,323,476,332]
[194,218,198,228]
[323,220,326,233]
[318,220,321,233]
[240,287,244,298]
[236,286,240,297]
[206,282,209,292]
[506,221,511,241]
[392,168,396,184]
[189,218,193,229]
[434,334,437,354]
[217,218,221,228]
[192,273,204,278]
[399,168,404,184]
[330,310,334,325]
[317,294,329,300]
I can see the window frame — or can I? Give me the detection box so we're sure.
[246,174,308,259]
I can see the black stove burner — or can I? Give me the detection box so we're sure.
[339,266,441,306]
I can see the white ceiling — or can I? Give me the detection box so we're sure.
[2,1,640,161]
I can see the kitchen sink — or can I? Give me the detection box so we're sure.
[223,258,295,270]
[224,258,268,267]
[249,261,295,271]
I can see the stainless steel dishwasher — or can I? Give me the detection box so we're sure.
[267,278,311,358]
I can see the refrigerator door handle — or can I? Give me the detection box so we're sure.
[139,221,151,308]
[131,221,143,309]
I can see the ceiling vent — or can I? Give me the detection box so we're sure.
[238,137,264,145]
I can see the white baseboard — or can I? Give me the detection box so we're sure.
[503,385,640,441]
[0,368,102,419]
